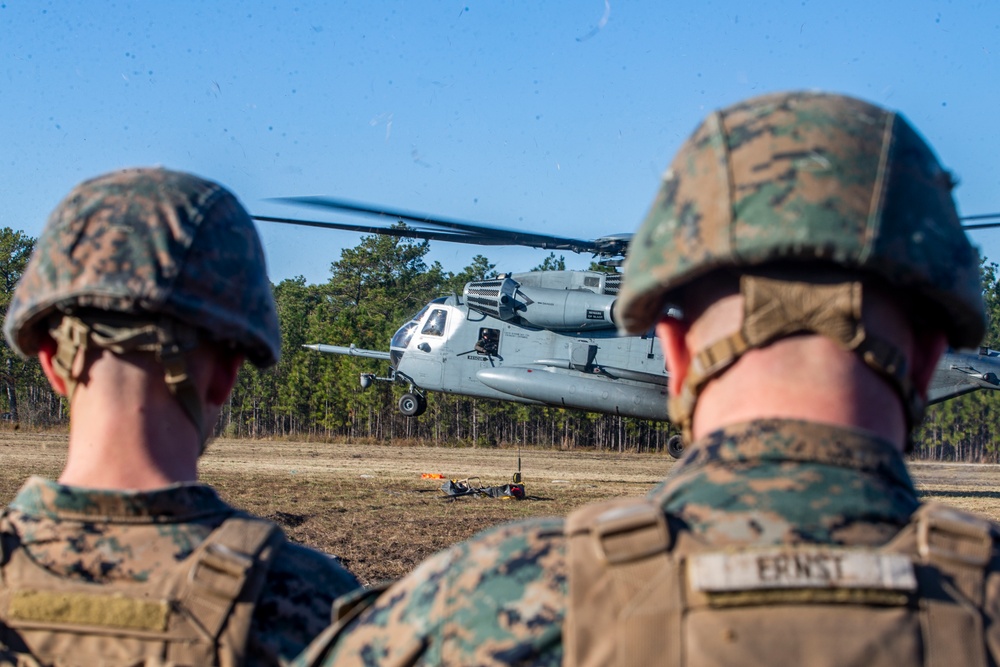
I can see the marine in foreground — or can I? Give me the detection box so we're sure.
[0,168,359,665]
[296,91,1000,666]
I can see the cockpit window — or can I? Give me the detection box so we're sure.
[411,305,430,324]
[391,305,431,352]
[421,309,448,336]
[391,321,418,351]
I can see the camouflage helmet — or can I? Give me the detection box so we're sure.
[4,167,280,367]
[618,91,985,350]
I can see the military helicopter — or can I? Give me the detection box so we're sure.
[255,199,1000,459]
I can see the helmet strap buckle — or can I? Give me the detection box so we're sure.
[670,274,922,445]
[48,314,209,453]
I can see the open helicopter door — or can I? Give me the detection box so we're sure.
[473,326,501,358]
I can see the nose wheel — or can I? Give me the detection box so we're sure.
[399,392,428,417]
[667,435,685,460]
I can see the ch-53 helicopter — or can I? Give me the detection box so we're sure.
[256,199,1000,459]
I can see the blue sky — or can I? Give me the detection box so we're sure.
[2,1,998,286]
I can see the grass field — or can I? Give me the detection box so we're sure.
[2,431,999,586]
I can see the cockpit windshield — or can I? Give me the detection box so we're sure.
[391,305,428,351]
[389,299,448,368]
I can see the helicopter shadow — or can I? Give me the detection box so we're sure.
[919,489,1000,499]
[441,494,553,502]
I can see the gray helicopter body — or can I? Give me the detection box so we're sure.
[929,348,1000,403]
[307,269,1000,427]
[308,269,669,420]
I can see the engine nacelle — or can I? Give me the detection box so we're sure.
[463,277,520,321]
[463,277,617,331]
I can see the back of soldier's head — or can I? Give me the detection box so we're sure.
[617,91,985,439]
[3,167,281,436]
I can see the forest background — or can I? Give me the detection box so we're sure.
[1,225,998,462]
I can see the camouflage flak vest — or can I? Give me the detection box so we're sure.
[0,516,281,667]
[565,497,998,667]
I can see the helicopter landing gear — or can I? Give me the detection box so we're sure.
[398,392,427,418]
[667,435,685,460]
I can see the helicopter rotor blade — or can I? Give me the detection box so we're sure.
[258,197,1000,255]
[266,196,623,256]
[253,215,519,246]
[961,212,1000,221]
[961,212,1000,230]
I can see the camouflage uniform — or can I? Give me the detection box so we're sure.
[0,168,361,665]
[299,419,941,666]
[297,92,1000,666]
[2,476,359,665]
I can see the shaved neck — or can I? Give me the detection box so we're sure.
[39,343,241,490]
[659,283,946,450]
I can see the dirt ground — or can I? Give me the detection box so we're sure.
[1,431,997,586]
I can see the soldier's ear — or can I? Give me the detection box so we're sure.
[37,337,68,397]
[656,317,689,397]
[205,350,245,407]
[910,330,947,398]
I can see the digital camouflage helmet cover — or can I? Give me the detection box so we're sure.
[617,91,985,438]
[3,167,280,437]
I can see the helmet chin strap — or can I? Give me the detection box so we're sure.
[48,314,210,454]
[669,273,923,450]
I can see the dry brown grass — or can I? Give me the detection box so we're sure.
[1,432,998,586]
[909,461,1000,518]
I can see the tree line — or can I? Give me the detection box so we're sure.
[1,226,999,460]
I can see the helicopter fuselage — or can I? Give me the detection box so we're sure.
[387,293,669,420]
[308,269,1000,429]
